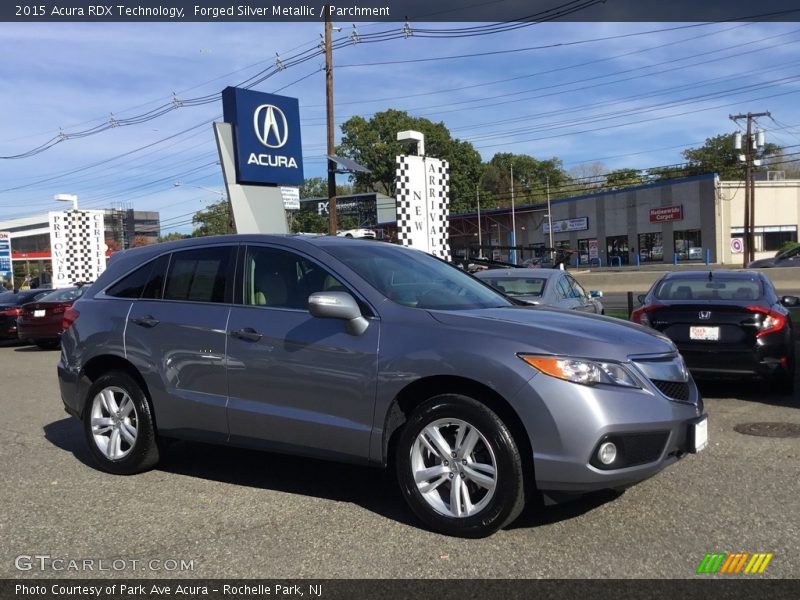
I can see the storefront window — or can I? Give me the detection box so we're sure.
[674,229,702,260]
[606,235,629,265]
[637,232,663,263]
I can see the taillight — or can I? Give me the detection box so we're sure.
[62,307,80,331]
[746,305,787,338]
[630,304,664,327]
[0,307,21,317]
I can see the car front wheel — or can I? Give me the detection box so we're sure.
[395,394,526,538]
[83,371,160,475]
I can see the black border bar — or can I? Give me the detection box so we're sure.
[3,579,800,600]
[3,1,800,22]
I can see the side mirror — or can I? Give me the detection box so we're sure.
[589,290,603,298]
[780,295,800,307]
[637,294,647,305]
[308,291,369,336]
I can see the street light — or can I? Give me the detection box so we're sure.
[174,182,233,233]
[54,193,78,211]
[173,181,226,199]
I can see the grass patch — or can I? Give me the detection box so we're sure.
[605,309,629,320]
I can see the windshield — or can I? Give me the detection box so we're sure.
[325,244,512,310]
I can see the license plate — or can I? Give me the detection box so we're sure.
[33,309,45,318]
[690,326,719,341]
[691,417,708,453]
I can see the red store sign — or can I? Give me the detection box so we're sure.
[649,205,683,223]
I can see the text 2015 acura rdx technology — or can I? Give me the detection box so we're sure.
[58,235,707,537]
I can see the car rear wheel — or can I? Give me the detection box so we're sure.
[83,371,160,475]
[395,394,526,538]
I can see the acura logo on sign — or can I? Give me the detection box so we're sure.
[253,104,289,148]
[699,311,711,320]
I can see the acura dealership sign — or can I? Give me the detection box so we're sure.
[221,86,304,186]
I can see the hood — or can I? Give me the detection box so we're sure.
[428,306,676,362]
[747,258,775,268]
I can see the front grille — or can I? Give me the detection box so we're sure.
[652,379,691,402]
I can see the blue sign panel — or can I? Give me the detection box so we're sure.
[0,233,11,274]
[222,87,304,186]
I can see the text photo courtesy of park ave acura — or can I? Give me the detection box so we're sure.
[1,0,800,595]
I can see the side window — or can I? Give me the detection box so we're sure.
[556,276,571,300]
[163,246,233,303]
[568,275,587,299]
[142,255,169,299]
[107,259,157,298]
[245,246,345,310]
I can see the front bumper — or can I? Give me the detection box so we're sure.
[511,368,704,494]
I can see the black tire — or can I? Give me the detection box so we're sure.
[34,339,60,350]
[395,394,526,538]
[82,371,160,475]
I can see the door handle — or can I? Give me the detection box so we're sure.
[231,327,262,342]
[130,315,159,328]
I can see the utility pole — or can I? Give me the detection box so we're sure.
[546,175,553,253]
[324,10,338,235]
[476,185,483,258]
[510,163,516,264]
[730,111,770,266]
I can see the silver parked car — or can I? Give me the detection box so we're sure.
[474,268,604,314]
[58,235,706,538]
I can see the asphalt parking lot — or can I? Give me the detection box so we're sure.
[1,341,798,579]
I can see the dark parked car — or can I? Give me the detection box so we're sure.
[17,286,87,349]
[631,270,796,393]
[0,289,51,341]
[474,268,604,313]
[59,235,706,537]
[748,244,800,268]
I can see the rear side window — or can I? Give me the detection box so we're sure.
[163,246,234,304]
[106,255,169,299]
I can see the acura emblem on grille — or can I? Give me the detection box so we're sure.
[699,311,711,320]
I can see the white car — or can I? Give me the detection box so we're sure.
[336,229,376,239]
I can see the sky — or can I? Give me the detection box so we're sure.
[1,17,799,234]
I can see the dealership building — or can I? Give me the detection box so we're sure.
[0,208,160,287]
[449,174,800,266]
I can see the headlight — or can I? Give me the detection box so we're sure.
[519,354,640,388]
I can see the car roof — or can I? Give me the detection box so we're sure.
[659,270,763,281]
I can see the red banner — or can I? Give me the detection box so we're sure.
[649,205,683,223]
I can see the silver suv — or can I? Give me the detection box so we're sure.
[58,235,706,537]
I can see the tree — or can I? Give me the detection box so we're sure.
[192,200,229,237]
[682,133,781,180]
[131,235,151,248]
[604,168,646,190]
[299,176,352,199]
[480,153,571,208]
[105,238,121,252]
[158,232,190,243]
[336,109,483,212]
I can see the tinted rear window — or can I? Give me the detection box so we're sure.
[38,287,86,303]
[655,278,762,301]
[163,246,233,303]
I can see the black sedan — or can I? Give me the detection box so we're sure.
[0,289,52,340]
[631,271,797,393]
[748,244,800,268]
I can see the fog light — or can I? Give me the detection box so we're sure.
[598,442,617,465]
